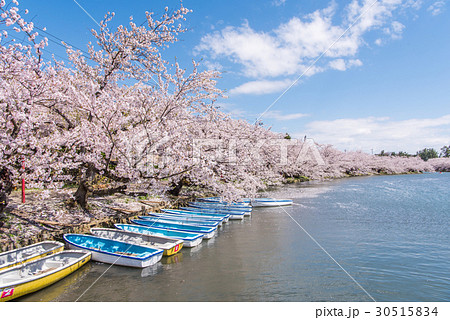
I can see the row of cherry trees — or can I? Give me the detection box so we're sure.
[0,1,285,211]
[0,1,442,216]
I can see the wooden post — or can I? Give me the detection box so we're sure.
[21,159,25,203]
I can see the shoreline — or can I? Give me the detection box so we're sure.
[0,188,197,252]
[0,170,438,252]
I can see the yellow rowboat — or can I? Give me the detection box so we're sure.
[0,250,91,302]
[0,241,64,272]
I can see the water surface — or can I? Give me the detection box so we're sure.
[19,173,450,301]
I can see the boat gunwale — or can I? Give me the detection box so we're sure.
[0,241,65,270]
[0,250,91,289]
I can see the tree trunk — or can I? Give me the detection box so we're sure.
[0,167,13,227]
[168,177,189,197]
[74,180,90,210]
[73,164,96,211]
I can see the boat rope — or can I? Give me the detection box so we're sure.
[74,192,182,302]
[277,205,377,302]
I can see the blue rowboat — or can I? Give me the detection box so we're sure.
[198,197,250,206]
[131,219,216,239]
[139,214,221,228]
[177,207,243,220]
[145,212,224,225]
[189,201,252,211]
[162,209,230,222]
[63,234,163,268]
[182,205,247,215]
[198,197,293,207]
[198,197,222,202]
[187,203,251,217]
[115,224,203,248]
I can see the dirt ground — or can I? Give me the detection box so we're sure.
[0,186,170,251]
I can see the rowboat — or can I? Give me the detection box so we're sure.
[63,234,163,268]
[188,203,252,217]
[198,197,293,207]
[142,213,223,227]
[199,197,250,206]
[162,209,230,222]
[139,214,221,228]
[180,206,245,218]
[115,224,203,248]
[189,201,252,211]
[156,211,226,223]
[90,228,183,256]
[0,241,65,272]
[197,197,222,202]
[0,250,91,301]
[170,208,232,222]
[131,219,216,239]
[250,198,293,207]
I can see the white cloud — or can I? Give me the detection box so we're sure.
[388,21,405,39]
[196,0,419,95]
[272,0,286,7]
[202,60,223,72]
[377,20,405,45]
[262,110,309,121]
[196,23,302,78]
[229,79,294,95]
[427,1,446,15]
[301,115,450,153]
[405,0,423,10]
[329,58,363,71]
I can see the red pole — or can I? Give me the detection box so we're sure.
[21,159,25,203]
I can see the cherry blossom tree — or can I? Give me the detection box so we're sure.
[0,0,442,218]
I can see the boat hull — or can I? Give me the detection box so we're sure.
[251,199,293,207]
[65,243,162,268]
[63,234,163,268]
[0,250,91,302]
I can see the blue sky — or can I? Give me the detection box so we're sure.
[14,0,450,154]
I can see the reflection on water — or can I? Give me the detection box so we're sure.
[161,252,183,266]
[19,173,450,302]
[16,263,92,302]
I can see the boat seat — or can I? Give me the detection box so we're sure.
[34,267,57,276]
[0,276,21,283]
[45,261,64,269]
[19,268,33,277]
